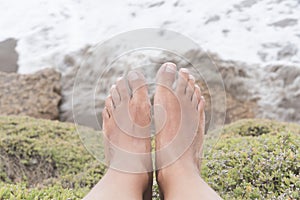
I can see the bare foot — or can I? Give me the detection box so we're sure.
[85,71,153,200]
[154,63,220,199]
[103,71,152,173]
[155,62,204,171]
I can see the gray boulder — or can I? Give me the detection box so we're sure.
[0,38,18,73]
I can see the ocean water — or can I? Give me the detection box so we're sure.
[0,0,299,74]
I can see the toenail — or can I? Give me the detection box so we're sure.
[128,71,139,80]
[117,77,123,81]
[111,84,116,90]
[164,63,176,73]
[201,96,205,102]
[180,68,189,73]
[189,74,195,81]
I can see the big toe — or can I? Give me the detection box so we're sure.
[127,70,151,126]
[128,70,148,98]
[116,77,130,101]
[156,62,177,89]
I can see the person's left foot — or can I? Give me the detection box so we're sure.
[154,63,206,199]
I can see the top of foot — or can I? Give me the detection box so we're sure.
[102,71,153,173]
[154,62,205,171]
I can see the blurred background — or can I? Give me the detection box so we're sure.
[0,0,299,130]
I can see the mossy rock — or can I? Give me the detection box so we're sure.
[0,116,299,199]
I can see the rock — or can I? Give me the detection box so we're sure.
[59,46,258,130]
[0,68,61,120]
[180,50,258,128]
[270,18,298,28]
[201,54,300,125]
[59,44,300,130]
[256,64,300,123]
[0,38,18,73]
[148,1,165,8]
[59,46,116,129]
[277,43,298,60]
[234,0,258,10]
[205,15,220,24]
[224,93,257,123]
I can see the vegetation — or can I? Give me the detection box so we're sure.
[202,119,300,199]
[0,116,299,199]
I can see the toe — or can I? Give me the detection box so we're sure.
[110,85,121,107]
[198,96,205,112]
[128,70,151,126]
[186,74,195,100]
[102,107,110,120]
[192,85,201,109]
[127,71,147,96]
[176,68,189,94]
[116,77,130,101]
[156,62,177,89]
[104,95,114,117]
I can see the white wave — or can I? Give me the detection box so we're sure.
[0,0,299,74]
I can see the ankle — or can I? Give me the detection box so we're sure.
[105,169,151,192]
[156,159,200,190]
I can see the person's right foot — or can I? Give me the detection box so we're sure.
[154,62,206,198]
[102,71,153,199]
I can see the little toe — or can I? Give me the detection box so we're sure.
[198,96,205,112]
[110,84,121,107]
[102,107,110,120]
[176,68,190,94]
[104,95,114,117]
[156,62,177,89]
[186,74,195,100]
[116,77,130,101]
[192,85,201,109]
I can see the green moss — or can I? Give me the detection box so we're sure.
[202,119,300,199]
[0,116,299,199]
[0,182,88,200]
[0,115,105,199]
[210,118,300,138]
